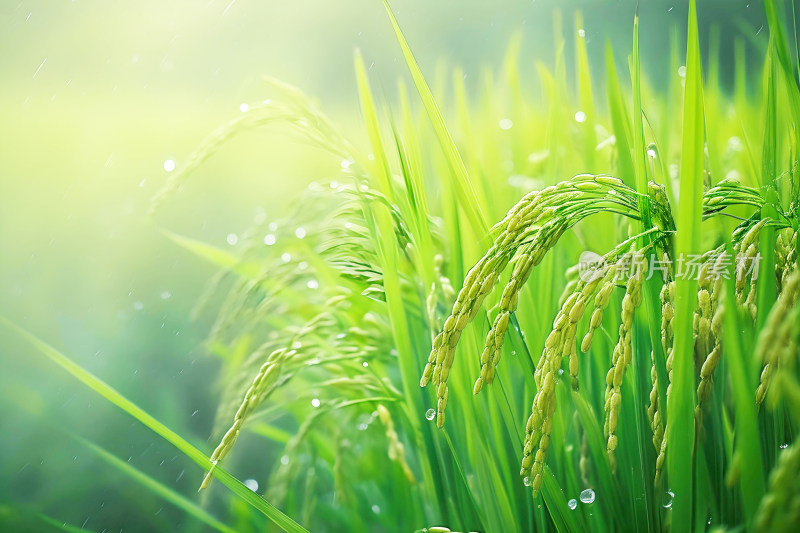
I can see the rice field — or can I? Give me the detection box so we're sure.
[2,1,799,532]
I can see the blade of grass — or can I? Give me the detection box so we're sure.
[382,0,488,237]
[0,317,309,533]
[75,436,237,533]
[159,229,260,279]
[668,1,704,530]
[721,241,765,525]
[575,11,596,173]
[631,16,667,531]
[605,40,635,188]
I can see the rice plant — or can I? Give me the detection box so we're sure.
[4,1,800,532]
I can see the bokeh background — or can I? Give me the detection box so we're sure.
[0,0,772,531]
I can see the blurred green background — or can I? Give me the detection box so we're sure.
[0,0,771,531]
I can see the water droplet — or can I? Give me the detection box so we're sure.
[678,65,687,78]
[226,233,238,246]
[160,291,171,299]
[568,498,578,510]
[239,103,249,113]
[574,111,587,123]
[647,148,657,159]
[133,301,144,311]
[307,279,319,290]
[358,423,369,431]
[295,227,306,239]
[264,234,276,245]
[499,118,513,130]
[579,488,595,504]
[280,455,290,465]
[425,409,436,421]
[163,159,175,172]
[311,398,321,408]
[268,222,278,231]
[362,361,369,367]
[371,504,380,514]
[523,476,532,487]
[244,478,258,492]
[340,159,353,169]
[663,490,675,509]
[578,28,585,37]
[298,261,308,270]
[511,350,517,356]
[191,409,198,417]
[281,252,291,263]
[780,443,789,449]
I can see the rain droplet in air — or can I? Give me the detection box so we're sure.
[425,409,436,421]
[579,488,596,504]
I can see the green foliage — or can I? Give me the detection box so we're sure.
[5,2,800,532]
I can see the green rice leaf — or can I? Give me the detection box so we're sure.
[75,436,237,533]
[667,1,704,529]
[721,241,765,524]
[381,0,488,237]
[0,318,309,533]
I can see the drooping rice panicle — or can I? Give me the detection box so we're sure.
[423,175,643,427]
[654,280,674,486]
[755,441,800,532]
[695,253,726,427]
[603,255,646,472]
[376,404,416,483]
[200,346,290,490]
[755,269,800,407]
[580,264,619,353]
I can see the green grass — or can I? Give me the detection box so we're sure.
[3,1,800,532]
